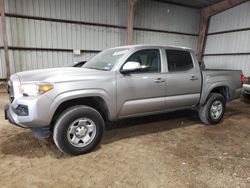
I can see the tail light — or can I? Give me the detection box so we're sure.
[241,74,245,86]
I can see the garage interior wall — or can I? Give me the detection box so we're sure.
[0,0,200,79]
[133,0,199,49]
[0,0,128,78]
[203,1,250,77]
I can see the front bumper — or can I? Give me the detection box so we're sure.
[5,74,54,129]
[5,104,51,138]
[4,104,27,128]
[4,93,53,128]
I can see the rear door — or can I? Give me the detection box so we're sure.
[165,49,202,109]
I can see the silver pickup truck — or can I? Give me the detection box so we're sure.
[4,45,242,155]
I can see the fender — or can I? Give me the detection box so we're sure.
[48,89,116,122]
[200,81,230,106]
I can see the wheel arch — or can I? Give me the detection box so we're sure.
[210,86,230,101]
[49,90,113,126]
[50,96,110,126]
[200,83,230,105]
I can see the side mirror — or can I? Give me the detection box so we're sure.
[120,61,141,74]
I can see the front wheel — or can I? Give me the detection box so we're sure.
[53,106,104,155]
[198,93,226,125]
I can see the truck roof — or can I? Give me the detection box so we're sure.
[110,44,194,52]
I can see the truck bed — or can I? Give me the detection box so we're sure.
[199,69,242,105]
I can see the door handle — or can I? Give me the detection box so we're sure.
[190,76,198,81]
[154,78,165,83]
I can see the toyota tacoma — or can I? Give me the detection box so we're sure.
[4,45,243,155]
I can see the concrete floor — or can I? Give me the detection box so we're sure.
[0,92,250,188]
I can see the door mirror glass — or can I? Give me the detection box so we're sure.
[120,61,141,74]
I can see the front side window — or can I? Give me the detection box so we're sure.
[125,49,161,73]
[166,50,193,72]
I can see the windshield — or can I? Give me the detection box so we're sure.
[82,48,130,71]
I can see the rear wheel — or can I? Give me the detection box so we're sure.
[241,92,250,103]
[198,93,226,125]
[53,105,104,155]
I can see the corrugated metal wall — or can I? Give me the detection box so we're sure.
[1,0,128,77]
[0,17,6,78]
[0,0,200,78]
[134,0,199,49]
[204,1,250,76]
[134,30,198,49]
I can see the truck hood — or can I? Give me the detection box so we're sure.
[15,67,110,83]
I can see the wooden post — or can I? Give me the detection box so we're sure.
[127,0,138,45]
[197,0,247,61]
[0,0,10,79]
[197,11,209,61]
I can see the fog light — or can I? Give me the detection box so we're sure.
[14,105,29,116]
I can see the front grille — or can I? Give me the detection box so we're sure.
[7,81,14,103]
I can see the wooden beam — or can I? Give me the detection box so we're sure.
[203,0,247,17]
[127,0,138,45]
[197,0,247,61]
[197,12,209,60]
[0,0,10,79]
[127,0,134,45]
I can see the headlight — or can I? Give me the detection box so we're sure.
[19,82,53,97]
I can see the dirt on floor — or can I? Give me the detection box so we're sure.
[0,92,250,188]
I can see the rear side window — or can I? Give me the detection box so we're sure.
[166,50,193,72]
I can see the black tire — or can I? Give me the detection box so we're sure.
[53,105,104,155]
[198,93,226,125]
[241,92,250,103]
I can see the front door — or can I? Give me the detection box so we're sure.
[117,49,166,118]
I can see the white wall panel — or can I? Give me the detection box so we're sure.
[8,50,97,74]
[7,17,127,50]
[6,0,128,27]
[204,30,250,54]
[0,21,3,78]
[204,1,250,77]
[204,55,250,76]
[208,1,250,33]
[0,19,2,46]
[134,30,198,51]
[0,50,6,78]
[135,0,200,34]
